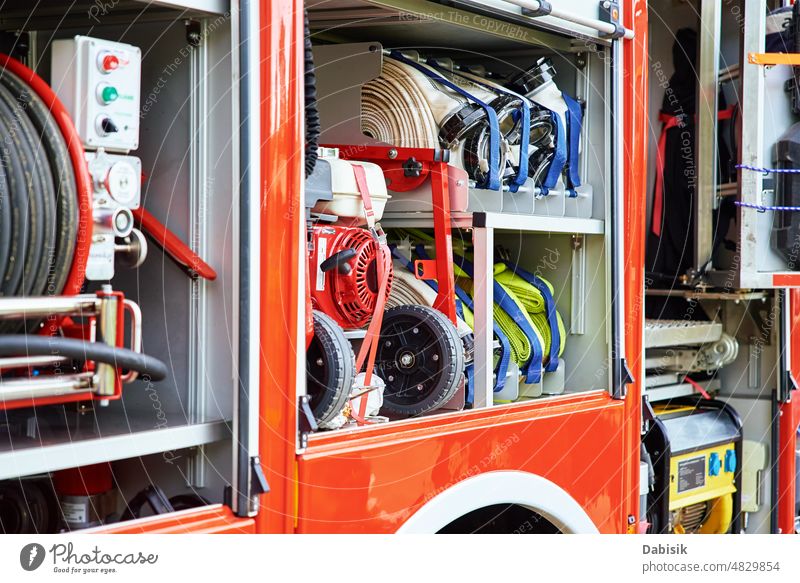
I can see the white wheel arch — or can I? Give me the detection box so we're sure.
[396,470,599,534]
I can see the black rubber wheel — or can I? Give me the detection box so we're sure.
[376,304,464,416]
[306,310,355,427]
[0,480,55,533]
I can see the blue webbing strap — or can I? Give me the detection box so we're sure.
[388,51,501,191]
[562,92,583,196]
[427,61,530,193]
[541,109,566,194]
[453,254,542,384]
[501,260,561,372]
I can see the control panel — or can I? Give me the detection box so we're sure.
[51,36,141,152]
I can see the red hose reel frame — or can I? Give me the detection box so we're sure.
[0,54,98,410]
[0,290,126,411]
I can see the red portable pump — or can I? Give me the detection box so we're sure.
[308,225,393,329]
[303,154,394,428]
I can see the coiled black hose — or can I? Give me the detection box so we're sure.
[0,336,168,381]
[304,9,320,178]
[0,67,77,299]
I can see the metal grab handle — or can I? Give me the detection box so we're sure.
[0,295,100,320]
[0,355,69,371]
[502,0,634,40]
[120,299,142,384]
[0,372,94,403]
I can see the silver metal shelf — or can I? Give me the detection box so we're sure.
[645,289,768,302]
[381,211,605,234]
[644,379,719,403]
[644,319,722,349]
[0,420,229,480]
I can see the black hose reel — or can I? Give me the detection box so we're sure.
[0,66,78,302]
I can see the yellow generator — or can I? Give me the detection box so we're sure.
[643,399,742,534]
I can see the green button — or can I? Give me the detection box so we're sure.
[101,86,119,104]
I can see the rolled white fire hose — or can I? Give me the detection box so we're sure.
[362,59,440,148]
[361,58,508,182]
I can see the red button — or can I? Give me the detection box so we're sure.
[101,54,119,72]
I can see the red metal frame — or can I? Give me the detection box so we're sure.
[333,144,458,324]
[256,0,304,534]
[288,5,649,533]
[131,207,217,281]
[621,0,649,532]
[1,290,126,411]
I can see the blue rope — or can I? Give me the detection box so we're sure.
[736,164,800,174]
[734,201,800,212]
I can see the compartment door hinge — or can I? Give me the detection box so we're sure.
[250,457,270,496]
[298,395,318,449]
[613,357,635,400]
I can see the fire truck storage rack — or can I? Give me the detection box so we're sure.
[306,0,628,413]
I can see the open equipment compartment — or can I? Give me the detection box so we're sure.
[0,0,240,532]
[642,0,800,535]
[301,0,626,434]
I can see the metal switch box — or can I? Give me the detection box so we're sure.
[51,35,141,152]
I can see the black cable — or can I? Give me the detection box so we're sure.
[303,9,320,178]
[0,81,54,297]
[0,109,30,297]
[0,151,10,289]
[0,83,45,297]
[0,336,168,381]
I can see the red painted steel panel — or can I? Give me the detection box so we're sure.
[88,505,255,534]
[259,3,649,534]
[621,0,649,532]
[256,0,305,533]
[779,289,800,534]
[297,393,627,533]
